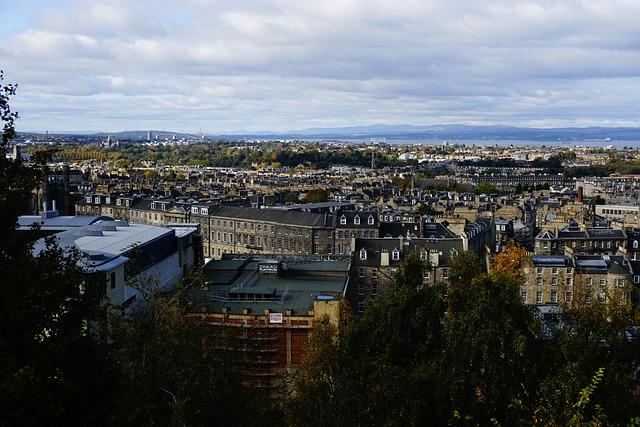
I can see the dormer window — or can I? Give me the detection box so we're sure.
[340,215,347,225]
[368,215,375,225]
[200,208,207,215]
[354,215,360,225]
[359,248,367,260]
[116,199,122,206]
[634,240,639,249]
[94,197,100,204]
[191,207,199,214]
[392,248,400,261]
[86,196,92,203]
[106,196,111,204]
[125,200,130,207]
[151,202,157,209]
[420,250,427,260]
[161,204,166,211]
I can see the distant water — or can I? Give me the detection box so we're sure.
[311,138,640,148]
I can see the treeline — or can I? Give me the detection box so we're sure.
[51,143,415,169]
[289,247,640,426]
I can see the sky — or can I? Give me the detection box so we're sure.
[1,0,639,133]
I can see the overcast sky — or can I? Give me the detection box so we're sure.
[1,0,639,133]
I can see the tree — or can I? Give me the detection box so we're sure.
[301,189,328,204]
[474,181,498,195]
[289,253,447,426]
[417,203,438,216]
[490,239,530,279]
[0,70,121,425]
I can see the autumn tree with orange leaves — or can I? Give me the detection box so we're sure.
[490,239,530,278]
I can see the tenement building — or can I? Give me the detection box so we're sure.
[535,222,627,256]
[205,206,336,259]
[521,254,634,306]
[348,218,494,313]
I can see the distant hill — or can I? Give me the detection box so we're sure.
[18,124,640,142]
[216,124,640,141]
[91,130,202,141]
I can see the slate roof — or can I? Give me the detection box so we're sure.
[193,257,349,315]
[210,206,332,227]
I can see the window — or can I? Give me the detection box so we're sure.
[566,277,572,285]
[536,267,543,275]
[420,250,427,261]
[536,291,543,304]
[599,291,606,303]
[116,199,122,206]
[552,267,558,275]
[566,267,572,274]
[371,281,379,296]
[368,215,375,225]
[520,290,527,303]
[635,275,640,284]
[191,207,198,214]
[358,279,365,295]
[200,208,207,215]
[551,277,557,286]
[599,278,606,286]
[358,266,365,278]
[110,272,116,290]
[86,195,92,203]
[357,301,365,314]
[354,215,360,225]
[551,290,558,303]
[94,197,100,204]
[151,202,156,209]
[586,277,592,286]
[565,291,573,302]
[161,204,166,211]
[442,269,448,279]
[634,240,639,249]
[536,277,543,286]
[360,248,367,260]
[340,215,347,225]
[392,248,400,261]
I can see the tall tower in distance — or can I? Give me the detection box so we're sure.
[147,130,152,141]
[371,151,375,169]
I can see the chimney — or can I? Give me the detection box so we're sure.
[43,201,48,212]
[52,200,57,212]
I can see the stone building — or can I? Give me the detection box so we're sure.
[534,222,627,256]
[521,254,634,306]
[334,209,379,255]
[206,206,336,260]
[348,218,494,313]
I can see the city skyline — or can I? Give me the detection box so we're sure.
[1,0,640,133]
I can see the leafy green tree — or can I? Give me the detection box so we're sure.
[301,189,328,204]
[416,203,438,216]
[0,71,121,426]
[289,253,447,426]
[474,181,498,195]
[436,271,537,424]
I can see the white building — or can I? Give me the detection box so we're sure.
[28,216,199,313]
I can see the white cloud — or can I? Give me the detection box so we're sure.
[1,0,639,132]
